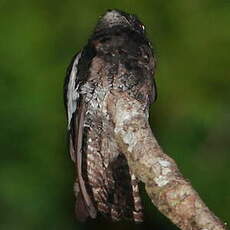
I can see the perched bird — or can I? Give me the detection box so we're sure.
[64,9,157,222]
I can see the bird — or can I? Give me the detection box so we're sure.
[64,9,157,222]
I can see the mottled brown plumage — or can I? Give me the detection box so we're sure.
[64,9,156,222]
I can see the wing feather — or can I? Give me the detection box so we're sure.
[74,101,97,219]
[64,52,97,220]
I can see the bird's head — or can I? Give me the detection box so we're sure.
[95,9,146,36]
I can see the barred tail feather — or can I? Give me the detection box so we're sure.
[109,155,144,222]
[130,173,143,222]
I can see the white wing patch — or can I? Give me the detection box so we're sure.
[67,52,82,130]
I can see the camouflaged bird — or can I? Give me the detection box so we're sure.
[64,9,157,222]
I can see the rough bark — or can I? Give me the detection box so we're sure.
[106,90,227,230]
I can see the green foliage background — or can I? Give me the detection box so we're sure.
[0,0,229,229]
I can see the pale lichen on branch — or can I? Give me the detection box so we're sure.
[106,91,227,230]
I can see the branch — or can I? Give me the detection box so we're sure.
[106,91,227,230]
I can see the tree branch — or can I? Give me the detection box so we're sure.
[106,91,227,230]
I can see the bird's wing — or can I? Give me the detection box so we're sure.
[64,52,82,162]
[64,52,97,220]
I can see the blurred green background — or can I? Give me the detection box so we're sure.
[0,0,229,229]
